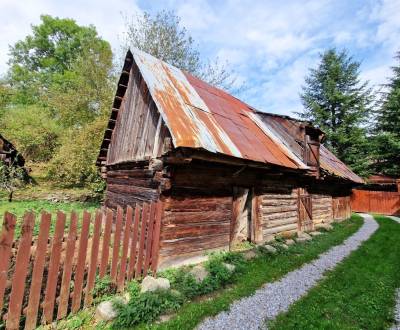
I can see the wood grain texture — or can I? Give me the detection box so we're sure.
[57,212,78,320]
[0,212,16,314]
[6,212,34,330]
[25,213,51,330]
[42,212,65,324]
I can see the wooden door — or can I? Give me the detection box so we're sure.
[230,187,252,249]
[298,188,313,231]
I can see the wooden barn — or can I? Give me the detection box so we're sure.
[0,134,25,168]
[97,49,363,269]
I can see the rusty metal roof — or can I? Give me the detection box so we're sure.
[132,48,303,170]
[254,113,363,183]
[99,49,363,183]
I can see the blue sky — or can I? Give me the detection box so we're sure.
[1,0,399,116]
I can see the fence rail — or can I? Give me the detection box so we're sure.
[351,189,400,215]
[0,201,162,330]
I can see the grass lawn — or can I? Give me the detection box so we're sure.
[48,215,364,330]
[270,215,400,330]
[0,200,100,237]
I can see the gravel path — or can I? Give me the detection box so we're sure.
[389,216,400,330]
[198,214,378,330]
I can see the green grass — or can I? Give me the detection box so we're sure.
[137,215,363,330]
[270,215,400,330]
[0,199,100,237]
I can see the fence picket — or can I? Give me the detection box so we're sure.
[151,201,163,272]
[6,212,35,329]
[136,203,149,278]
[84,210,102,307]
[57,212,78,320]
[143,203,156,277]
[0,201,163,329]
[110,206,123,282]
[99,208,113,278]
[71,211,90,313]
[0,212,16,314]
[117,206,133,291]
[25,212,51,330]
[42,212,66,324]
[127,205,140,280]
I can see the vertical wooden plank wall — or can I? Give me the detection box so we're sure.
[351,189,400,215]
[0,201,163,330]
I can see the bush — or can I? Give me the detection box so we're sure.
[46,117,107,190]
[0,105,61,162]
[112,288,183,328]
[92,275,117,304]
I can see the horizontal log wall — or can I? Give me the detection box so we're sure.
[104,163,164,209]
[258,187,299,240]
[158,195,231,269]
[312,194,333,225]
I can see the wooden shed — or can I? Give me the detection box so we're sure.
[0,134,25,168]
[97,49,363,269]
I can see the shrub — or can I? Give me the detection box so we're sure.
[92,275,117,304]
[112,288,183,328]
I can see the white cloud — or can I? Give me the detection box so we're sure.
[1,0,399,117]
[0,0,142,74]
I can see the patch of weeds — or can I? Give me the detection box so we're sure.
[93,275,117,304]
[112,287,183,329]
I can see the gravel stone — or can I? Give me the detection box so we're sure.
[223,263,236,272]
[285,239,295,246]
[190,265,209,283]
[391,289,400,330]
[297,232,312,240]
[242,250,257,260]
[198,214,378,330]
[309,231,322,237]
[264,245,277,254]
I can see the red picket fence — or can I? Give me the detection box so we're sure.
[0,201,163,330]
[351,189,400,215]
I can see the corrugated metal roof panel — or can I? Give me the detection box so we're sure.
[132,48,302,169]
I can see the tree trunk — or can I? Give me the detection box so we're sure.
[8,191,13,202]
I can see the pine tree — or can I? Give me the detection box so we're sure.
[298,49,373,176]
[371,51,400,176]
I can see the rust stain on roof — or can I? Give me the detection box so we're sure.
[125,48,362,182]
[132,48,301,169]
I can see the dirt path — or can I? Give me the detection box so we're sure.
[198,214,378,330]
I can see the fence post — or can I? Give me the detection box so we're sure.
[6,212,35,329]
[25,212,51,330]
[0,212,16,314]
[57,212,78,320]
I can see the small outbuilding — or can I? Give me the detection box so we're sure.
[0,134,25,168]
[97,49,363,268]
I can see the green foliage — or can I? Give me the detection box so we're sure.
[112,288,183,328]
[371,51,400,177]
[0,161,27,202]
[0,106,60,162]
[299,48,373,176]
[93,276,117,304]
[123,10,237,91]
[4,15,113,191]
[270,215,400,329]
[147,215,362,330]
[8,15,109,104]
[47,117,107,188]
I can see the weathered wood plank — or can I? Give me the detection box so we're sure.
[71,211,90,313]
[57,212,78,320]
[111,206,123,282]
[6,212,34,329]
[42,212,66,324]
[25,212,51,330]
[0,212,16,314]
